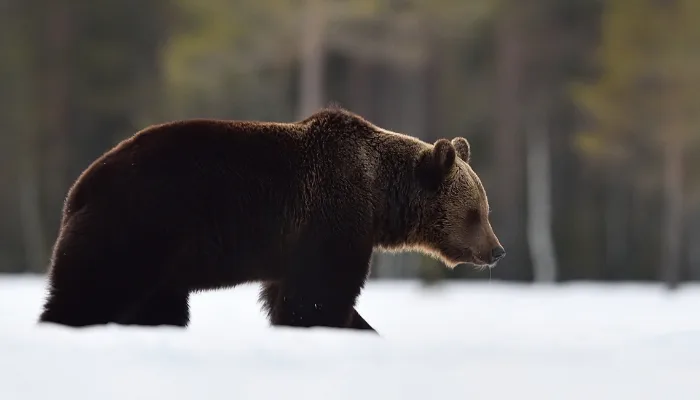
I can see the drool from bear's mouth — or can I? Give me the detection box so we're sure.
[471,259,493,270]
[455,248,492,270]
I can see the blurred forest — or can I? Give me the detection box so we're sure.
[1,0,699,288]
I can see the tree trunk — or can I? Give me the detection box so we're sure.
[373,63,417,279]
[604,173,628,280]
[348,58,373,117]
[17,148,48,274]
[399,54,433,281]
[297,0,325,119]
[661,131,684,289]
[492,4,528,280]
[41,0,72,242]
[687,208,700,281]
[525,105,557,283]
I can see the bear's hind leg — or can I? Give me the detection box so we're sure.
[39,260,172,328]
[39,242,136,327]
[39,279,132,327]
[38,211,178,328]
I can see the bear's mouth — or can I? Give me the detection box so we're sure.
[440,246,494,269]
[461,248,492,269]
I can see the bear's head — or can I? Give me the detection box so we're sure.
[412,137,505,269]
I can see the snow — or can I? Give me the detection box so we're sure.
[2,274,700,399]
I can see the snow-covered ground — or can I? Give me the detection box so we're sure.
[1,274,700,400]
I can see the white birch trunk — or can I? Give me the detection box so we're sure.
[526,108,558,283]
[297,0,325,119]
[662,132,684,289]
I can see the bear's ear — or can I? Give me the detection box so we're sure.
[416,139,456,187]
[432,138,457,173]
[452,137,471,164]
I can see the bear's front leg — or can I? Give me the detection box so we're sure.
[270,240,372,330]
[260,282,378,333]
[271,290,353,328]
[270,282,358,329]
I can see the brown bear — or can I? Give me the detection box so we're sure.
[37,106,505,333]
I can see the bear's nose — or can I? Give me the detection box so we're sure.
[490,246,506,262]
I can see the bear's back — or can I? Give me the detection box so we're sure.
[65,119,310,239]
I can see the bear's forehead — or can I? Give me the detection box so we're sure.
[455,160,474,183]
[453,161,486,202]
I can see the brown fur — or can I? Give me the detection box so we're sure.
[37,106,504,333]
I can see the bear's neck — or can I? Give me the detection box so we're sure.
[371,137,424,250]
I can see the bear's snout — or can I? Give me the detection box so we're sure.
[490,245,506,264]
